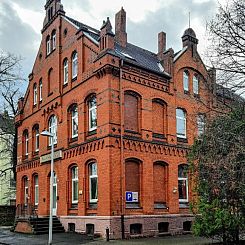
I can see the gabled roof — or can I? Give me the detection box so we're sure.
[64,15,171,77]
[114,43,170,77]
[64,16,100,43]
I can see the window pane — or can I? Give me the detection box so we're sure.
[90,163,97,176]
[90,177,98,200]
[72,167,78,179]
[193,76,199,94]
[72,180,78,202]
[183,71,189,91]
[178,180,187,200]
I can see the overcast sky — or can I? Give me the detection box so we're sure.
[0,0,222,89]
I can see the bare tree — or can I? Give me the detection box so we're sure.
[0,51,24,181]
[207,0,245,96]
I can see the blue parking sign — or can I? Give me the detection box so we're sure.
[126,191,133,202]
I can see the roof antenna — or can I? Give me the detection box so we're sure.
[188,12,191,28]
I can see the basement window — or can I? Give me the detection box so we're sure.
[130,223,142,235]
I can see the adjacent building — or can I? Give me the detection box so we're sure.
[15,0,224,238]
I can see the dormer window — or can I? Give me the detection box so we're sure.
[51,30,56,50]
[46,35,51,55]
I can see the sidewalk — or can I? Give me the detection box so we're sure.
[0,226,215,245]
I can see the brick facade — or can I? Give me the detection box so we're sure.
[15,0,219,239]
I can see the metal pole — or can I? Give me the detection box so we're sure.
[48,136,54,245]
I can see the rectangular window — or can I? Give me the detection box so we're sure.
[34,176,39,205]
[35,129,39,152]
[88,97,97,131]
[39,82,42,102]
[193,76,199,95]
[89,163,98,203]
[72,167,78,203]
[197,114,205,136]
[178,179,188,202]
[34,85,37,105]
[64,60,68,84]
[178,165,188,203]
[183,71,189,92]
[47,39,51,55]
[176,109,186,138]
[25,135,29,156]
[72,107,78,138]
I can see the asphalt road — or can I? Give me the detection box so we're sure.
[0,226,216,245]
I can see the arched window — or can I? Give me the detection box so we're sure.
[71,166,78,204]
[193,75,199,95]
[33,83,37,105]
[33,175,39,206]
[71,105,78,138]
[176,108,186,138]
[39,79,42,102]
[72,51,78,79]
[153,162,168,208]
[46,35,51,55]
[63,58,68,84]
[33,125,39,153]
[125,159,141,207]
[51,30,56,50]
[23,176,28,205]
[183,71,189,92]
[89,162,98,203]
[152,99,167,137]
[124,92,139,132]
[23,130,29,158]
[88,95,97,131]
[178,164,188,203]
[48,115,57,145]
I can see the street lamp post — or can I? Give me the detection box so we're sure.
[41,130,54,245]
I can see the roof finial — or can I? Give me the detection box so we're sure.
[188,12,191,28]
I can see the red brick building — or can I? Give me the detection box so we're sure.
[15,0,218,238]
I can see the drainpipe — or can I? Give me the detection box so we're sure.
[119,59,125,239]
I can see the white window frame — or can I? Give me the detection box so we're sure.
[63,59,68,84]
[33,84,37,105]
[24,178,28,205]
[35,127,39,152]
[183,71,189,92]
[176,108,186,138]
[48,115,57,145]
[193,75,199,95]
[52,31,56,50]
[71,166,78,204]
[197,114,205,136]
[88,96,97,131]
[72,52,78,79]
[71,106,78,138]
[46,37,51,55]
[89,162,98,203]
[25,132,29,156]
[39,81,42,102]
[178,165,188,203]
[34,175,39,205]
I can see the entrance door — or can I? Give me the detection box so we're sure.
[52,173,57,216]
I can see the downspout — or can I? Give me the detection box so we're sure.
[119,59,125,239]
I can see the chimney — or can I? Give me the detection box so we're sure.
[157,31,166,60]
[99,17,115,51]
[115,7,127,47]
[162,48,174,76]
